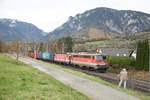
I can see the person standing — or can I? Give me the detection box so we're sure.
[117,68,128,88]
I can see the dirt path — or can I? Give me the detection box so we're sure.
[20,57,139,100]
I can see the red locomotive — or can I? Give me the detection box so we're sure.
[54,52,108,72]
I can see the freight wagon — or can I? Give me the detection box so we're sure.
[28,51,34,58]
[54,54,71,64]
[41,52,54,61]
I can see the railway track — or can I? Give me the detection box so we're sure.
[40,59,149,93]
[59,64,150,93]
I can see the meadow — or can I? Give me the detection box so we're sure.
[0,54,89,100]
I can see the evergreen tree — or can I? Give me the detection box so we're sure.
[56,37,74,53]
[136,41,141,69]
[39,42,45,52]
[64,37,74,52]
[136,39,149,70]
[144,39,149,70]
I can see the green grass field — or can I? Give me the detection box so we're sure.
[0,54,89,100]
[75,40,111,47]
[74,39,134,51]
[74,40,111,51]
[85,40,111,46]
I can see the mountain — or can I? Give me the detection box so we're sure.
[0,18,47,41]
[47,7,150,40]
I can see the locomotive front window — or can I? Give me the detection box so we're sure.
[95,55,103,61]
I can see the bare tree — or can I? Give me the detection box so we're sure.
[11,29,22,63]
[16,39,20,61]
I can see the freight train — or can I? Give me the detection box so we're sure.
[28,51,109,72]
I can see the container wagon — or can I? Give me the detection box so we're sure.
[41,52,54,61]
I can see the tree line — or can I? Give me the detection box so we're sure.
[48,36,74,53]
[0,36,74,56]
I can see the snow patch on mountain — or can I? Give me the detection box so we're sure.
[127,19,136,25]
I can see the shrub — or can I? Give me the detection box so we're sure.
[107,56,136,68]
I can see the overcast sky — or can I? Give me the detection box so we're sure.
[0,0,150,32]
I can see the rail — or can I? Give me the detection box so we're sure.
[62,65,150,93]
